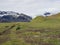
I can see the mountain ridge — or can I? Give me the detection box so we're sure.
[31,13,60,23]
[0,11,32,22]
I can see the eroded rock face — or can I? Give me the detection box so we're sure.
[0,11,32,22]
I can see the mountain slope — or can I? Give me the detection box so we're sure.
[31,16,45,23]
[0,11,32,22]
[47,13,60,19]
[31,13,60,23]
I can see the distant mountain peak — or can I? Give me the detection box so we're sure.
[44,12,51,15]
[0,11,20,16]
[0,11,32,22]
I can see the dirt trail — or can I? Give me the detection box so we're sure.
[0,25,16,35]
[0,24,16,44]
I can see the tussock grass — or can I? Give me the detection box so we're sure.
[0,14,60,45]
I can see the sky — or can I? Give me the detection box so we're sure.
[0,0,60,18]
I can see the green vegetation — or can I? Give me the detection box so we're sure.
[0,13,60,45]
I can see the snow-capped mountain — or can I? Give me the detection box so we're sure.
[0,11,32,22]
[0,11,19,17]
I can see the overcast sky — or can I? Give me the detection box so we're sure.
[0,0,60,17]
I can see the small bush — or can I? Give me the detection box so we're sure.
[16,26,21,30]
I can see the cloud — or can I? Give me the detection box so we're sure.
[0,0,60,17]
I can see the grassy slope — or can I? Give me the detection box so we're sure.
[0,13,60,45]
[30,13,60,29]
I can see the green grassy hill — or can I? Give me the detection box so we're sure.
[0,13,60,45]
[29,13,60,29]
